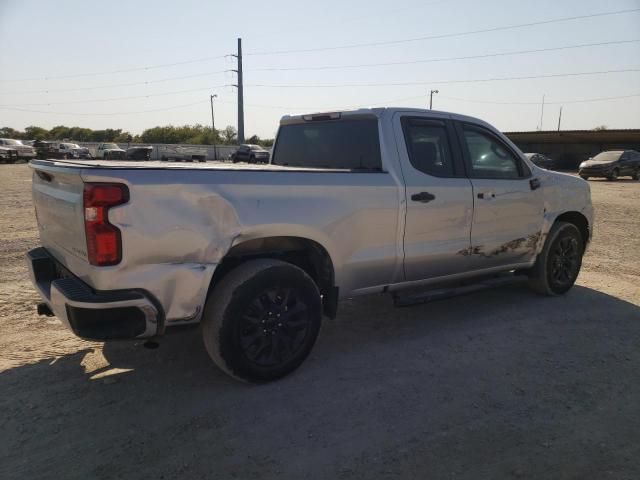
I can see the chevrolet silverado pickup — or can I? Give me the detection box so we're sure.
[26,108,593,382]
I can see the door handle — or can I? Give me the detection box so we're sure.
[477,192,495,199]
[411,191,436,203]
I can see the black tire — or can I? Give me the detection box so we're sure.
[201,259,322,383]
[606,168,619,181]
[528,221,584,296]
[632,168,639,181]
[579,174,589,180]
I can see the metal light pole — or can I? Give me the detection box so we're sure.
[429,90,439,110]
[210,94,217,160]
[210,94,217,132]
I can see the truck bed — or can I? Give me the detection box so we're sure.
[31,158,351,173]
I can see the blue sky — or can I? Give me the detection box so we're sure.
[1,0,639,138]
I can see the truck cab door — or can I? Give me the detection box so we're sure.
[455,122,544,269]
[393,112,474,281]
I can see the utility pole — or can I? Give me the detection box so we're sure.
[538,94,545,131]
[429,89,439,110]
[232,38,245,144]
[557,106,563,132]
[210,94,217,132]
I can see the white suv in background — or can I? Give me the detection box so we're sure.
[0,138,36,158]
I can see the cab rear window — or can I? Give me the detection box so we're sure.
[272,119,382,170]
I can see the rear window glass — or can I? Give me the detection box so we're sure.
[272,119,382,170]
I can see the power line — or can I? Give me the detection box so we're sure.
[3,70,231,95]
[0,55,230,83]
[247,68,640,88]
[251,39,640,72]
[0,85,230,107]
[246,8,640,55]
[438,93,640,105]
[0,101,206,116]
[4,39,634,96]
[2,68,637,108]
[3,91,638,118]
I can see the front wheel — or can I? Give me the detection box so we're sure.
[579,174,589,180]
[201,259,322,383]
[632,168,639,181]
[528,222,584,296]
[606,168,619,181]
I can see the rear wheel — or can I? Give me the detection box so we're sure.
[202,259,322,383]
[528,222,584,296]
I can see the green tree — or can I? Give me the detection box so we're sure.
[24,126,49,140]
[221,125,237,144]
[0,127,24,139]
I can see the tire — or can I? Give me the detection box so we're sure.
[606,168,619,181]
[201,259,322,383]
[528,221,584,296]
[579,175,589,180]
[632,168,639,181]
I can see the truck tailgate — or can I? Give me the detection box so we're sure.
[31,163,88,266]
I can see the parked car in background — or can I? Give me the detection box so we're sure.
[95,143,126,160]
[34,141,57,159]
[0,138,36,159]
[22,140,36,146]
[231,144,270,163]
[160,145,206,162]
[579,150,640,180]
[33,141,92,160]
[27,107,593,383]
[0,145,19,163]
[58,142,92,159]
[126,146,153,160]
[524,153,555,170]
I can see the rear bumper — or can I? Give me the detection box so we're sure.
[26,247,162,340]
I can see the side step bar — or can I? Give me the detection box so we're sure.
[392,273,527,307]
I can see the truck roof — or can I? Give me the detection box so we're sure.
[280,107,493,129]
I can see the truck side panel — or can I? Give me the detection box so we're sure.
[72,168,402,323]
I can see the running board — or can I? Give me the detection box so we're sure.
[392,273,527,307]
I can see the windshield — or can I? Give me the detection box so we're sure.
[102,143,118,149]
[272,118,382,170]
[250,145,265,151]
[591,151,622,162]
[1,139,22,145]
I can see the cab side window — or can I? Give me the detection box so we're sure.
[402,118,455,177]
[461,126,527,179]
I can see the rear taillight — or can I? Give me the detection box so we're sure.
[83,183,129,266]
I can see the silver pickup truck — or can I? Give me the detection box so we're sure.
[27,108,593,382]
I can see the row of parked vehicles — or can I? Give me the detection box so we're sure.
[524,150,640,180]
[0,138,271,164]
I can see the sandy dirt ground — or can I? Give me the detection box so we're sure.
[1,163,639,479]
